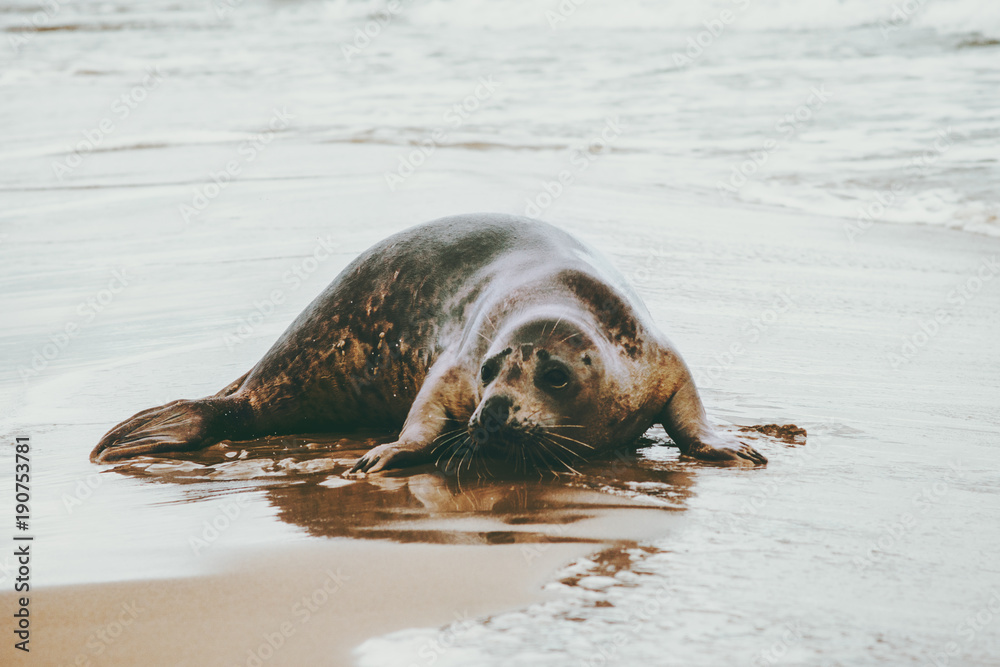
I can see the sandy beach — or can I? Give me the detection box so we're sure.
[3,184,998,665]
[3,541,596,666]
[2,1,999,665]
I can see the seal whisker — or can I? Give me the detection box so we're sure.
[521,406,545,426]
[429,429,469,456]
[536,437,572,475]
[545,431,595,450]
[431,438,466,465]
[501,440,517,472]
[544,315,564,342]
[449,436,475,490]
[440,435,469,472]
[464,444,482,480]
[432,426,466,441]
[539,440,560,477]
[508,441,520,473]
[542,436,582,475]
[460,439,476,477]
[534,436,557,466]
[433,440,458,468]
[434,426,467,440]
[476,453,494,479]
[524,441,546,479]
[543,435,585,462]
[557,331,582,345]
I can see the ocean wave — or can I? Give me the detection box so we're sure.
[3,0,997,37]
[314,0,1000,37]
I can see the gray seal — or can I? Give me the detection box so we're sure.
[91,213,766,472]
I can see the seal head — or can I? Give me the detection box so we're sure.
[459,316,606,472]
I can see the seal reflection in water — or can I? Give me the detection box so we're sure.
[91,213,767,473]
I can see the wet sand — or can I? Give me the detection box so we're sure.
[3,181,997,665]
[1,434,693,666]
[3,541,593,666]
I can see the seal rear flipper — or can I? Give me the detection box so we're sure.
[90,396,254,463]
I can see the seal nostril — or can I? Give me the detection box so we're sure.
[485,395,512,424]
[477,394,513,432]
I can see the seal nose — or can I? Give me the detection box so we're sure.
[483,394,512,426]
[471,394,513,436]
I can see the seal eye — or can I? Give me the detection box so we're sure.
[481,360,499,385]
[542,368,569,390]
[480,347,512,385]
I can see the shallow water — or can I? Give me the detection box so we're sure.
[2,0,1000,665]
[3,0,1000,236]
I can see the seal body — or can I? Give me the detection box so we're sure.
[91,213,766,470]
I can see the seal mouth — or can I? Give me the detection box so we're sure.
[430,420,593,479]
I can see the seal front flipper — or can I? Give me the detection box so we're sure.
[90,395,254,463]
[658,376,767,467]
[349,440,433,475]
[348,356,474,476]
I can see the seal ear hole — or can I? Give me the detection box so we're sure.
[582,355,592,366]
